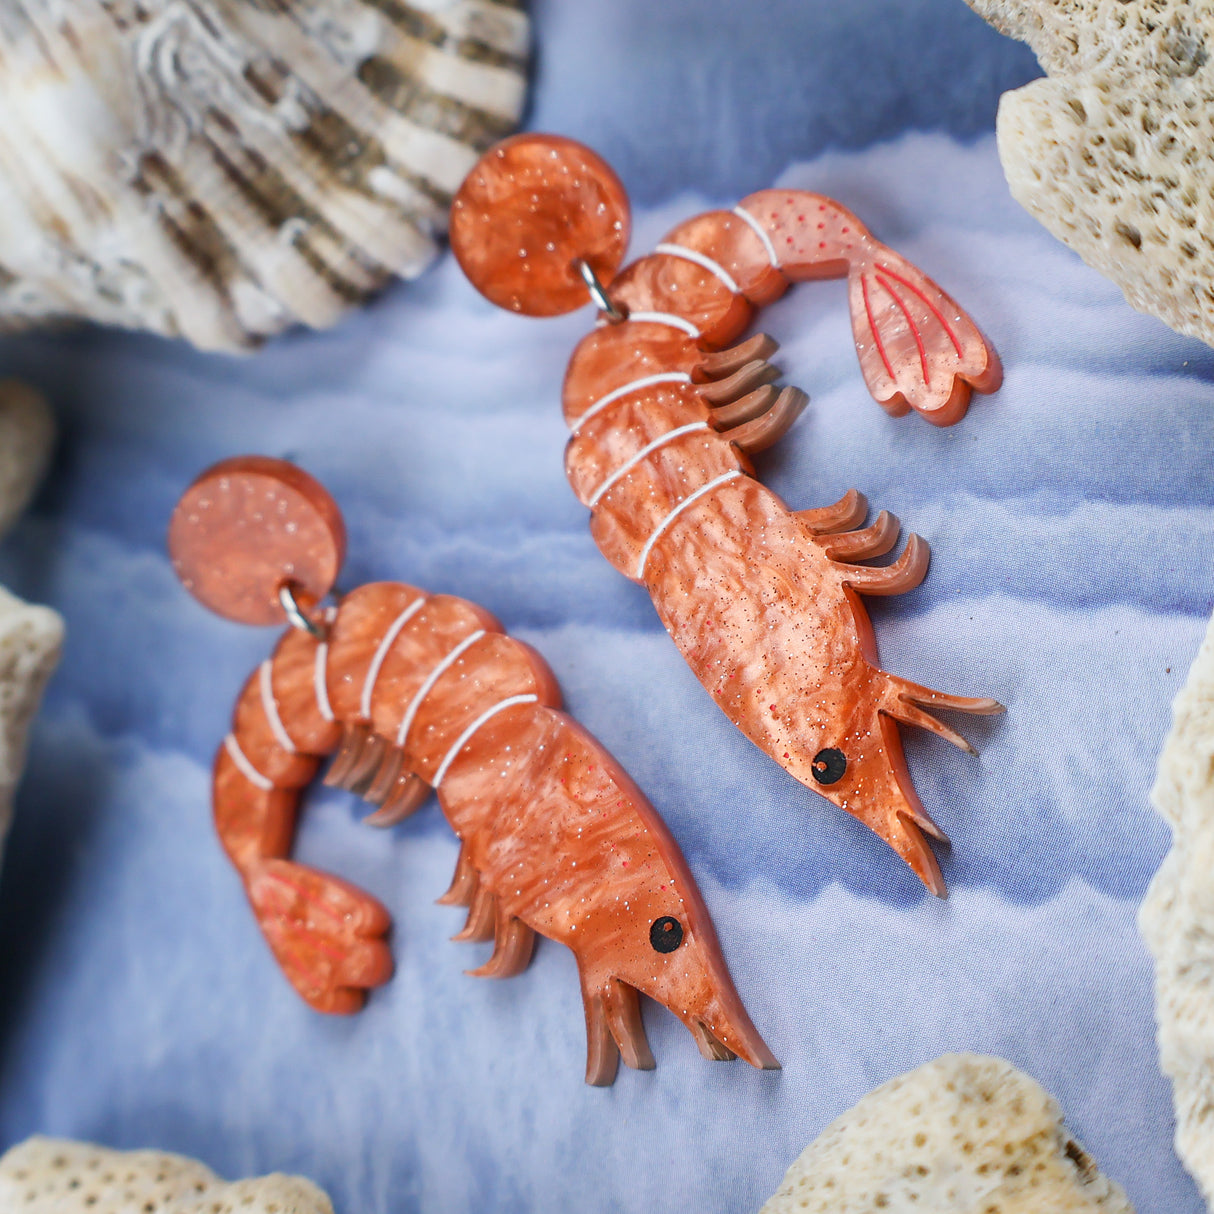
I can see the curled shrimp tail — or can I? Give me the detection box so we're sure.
[848,245,1002,427]
[245,857,394,1014]
[213,630,395,1015]
[214,740,395,1014]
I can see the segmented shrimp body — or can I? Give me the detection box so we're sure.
[559,191,1004,895]
[216,581,777,1085]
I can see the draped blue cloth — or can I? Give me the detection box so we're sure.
[0,2,1205,1210]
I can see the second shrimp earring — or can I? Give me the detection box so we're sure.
[450,135,1004,897]
[169,456,777,1086]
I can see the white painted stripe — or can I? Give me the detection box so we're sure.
[433,694,539,788]
[635,470,744,580]
[655,242,740,294]
[313,608,338,723]
[395,630,487,747]
[625,310,702,339]
[733,205,780,269]
[587,422,710,508]
[259,660,297,754]
[571,371,691,433]
[224,733,274,792]
[360,597,426,720]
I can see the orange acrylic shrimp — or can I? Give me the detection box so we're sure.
[170,456,778,1086]
[451,135,1005,896]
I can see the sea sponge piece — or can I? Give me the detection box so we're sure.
[0,379,54,539]
[1140,608,1214,1206]
[0,1137,334,1214]
[759,1053,1133,1213]
[0,585,62,860]
[0,381,59,867]
[966,0,1214,347]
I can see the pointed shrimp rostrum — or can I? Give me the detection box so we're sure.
[451,134,1005,895]
[171,457,777,1085]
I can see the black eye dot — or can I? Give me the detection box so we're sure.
[811,748,847,785]
[650,916,684,953]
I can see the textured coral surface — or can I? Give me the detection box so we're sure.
[761,1054,1133,1213]
[0,1137,332,1214]
[968,0,1214,346]
[1141,610,1214,1209]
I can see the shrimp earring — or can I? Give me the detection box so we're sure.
[169,456,778,1086]
[450,135,1005,897]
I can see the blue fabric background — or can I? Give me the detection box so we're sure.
[0,1,1208,1210]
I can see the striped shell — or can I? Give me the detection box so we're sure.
[0,0,529,350]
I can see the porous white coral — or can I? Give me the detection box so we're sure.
[1140,608,1214,1207]
[759,1053,1133,1213]
[967,0,1214,347]
[0,1137,334,1214]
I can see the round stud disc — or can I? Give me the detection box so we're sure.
[168,456,345,626]
[450,133,631,317]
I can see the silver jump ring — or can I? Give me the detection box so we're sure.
[278,581,328,640]
[574,259,627,323]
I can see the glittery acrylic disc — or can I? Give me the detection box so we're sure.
[168,456,346,626]
[449,133,631,317]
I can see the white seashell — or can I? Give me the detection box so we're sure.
[0,0,530,351]
[0,380,62,868]
[1140,609,1214,1207]
[759,1053,1133,1213]
[0,1137,334,1213]
[966,0,1214,349]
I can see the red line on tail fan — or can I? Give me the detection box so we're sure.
[860,273,896,383]
[875,262,964,357]
[875,272,929,388]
